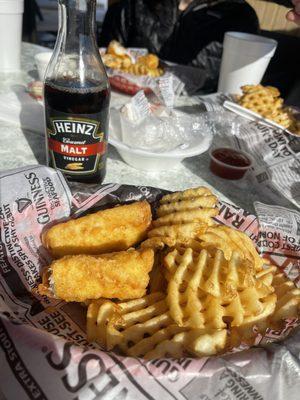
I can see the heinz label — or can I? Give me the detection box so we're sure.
[46,115,107,175]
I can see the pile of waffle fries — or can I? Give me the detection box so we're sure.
[101,40,164,78]
[87,187,300,359]
[237,84,300,135]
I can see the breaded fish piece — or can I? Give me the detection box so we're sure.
[43,201,152,258]
[38,248,154,302]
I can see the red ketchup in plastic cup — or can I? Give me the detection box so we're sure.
[209,147,252,180]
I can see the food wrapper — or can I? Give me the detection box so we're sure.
[0,165,300,400]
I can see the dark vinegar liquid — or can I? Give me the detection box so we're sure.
[44,79,110,183]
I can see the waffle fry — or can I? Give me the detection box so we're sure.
[145,329,227,359]
[87,299,117,347]
[264,110,291,128]
[238,84,300,135]
[137,54,159,69]
[124,63,149,76]
[148,222,208,240]
[142,187,218,251]
[141,236,177,251]
[180,329,227,357]
[153,209,218,228]
[241,85,280,98]
[164,247,276,330]
[157,195,218,217]
[270,273,300,322]
[147,68,164,77]
[120,55,132,69]
[87,292,183,355]
[160,187,214,203]
[255,265,277,287]
[87,292,228,358]
[239,92,282,116]
[198,225,264,271]
[124,63,164,77]
[230,270,300,347]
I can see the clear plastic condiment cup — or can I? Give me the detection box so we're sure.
[209,147,253,180]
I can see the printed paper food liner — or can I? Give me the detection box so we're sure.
[199,94,300,209]
[0,165,299,400]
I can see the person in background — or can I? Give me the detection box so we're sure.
[286,0,300,23]
[22,0,43,43]
[282,0,300,104]
[99,0,259,91]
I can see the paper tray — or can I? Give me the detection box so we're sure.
[0,165,299,399]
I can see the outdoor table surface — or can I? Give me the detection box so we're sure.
[0,42,277,214]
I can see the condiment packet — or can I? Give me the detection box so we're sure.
[120,90,151,123]
[114,91,214,153]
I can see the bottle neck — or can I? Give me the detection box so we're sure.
[46,0,108,88]
[58,0,97,50]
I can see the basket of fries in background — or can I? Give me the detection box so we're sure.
[235,84,300,136]
[37,186,300,359]
[100,40,165,95]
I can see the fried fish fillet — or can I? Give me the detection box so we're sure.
[38,248,154,302]
[42,201,152,258]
